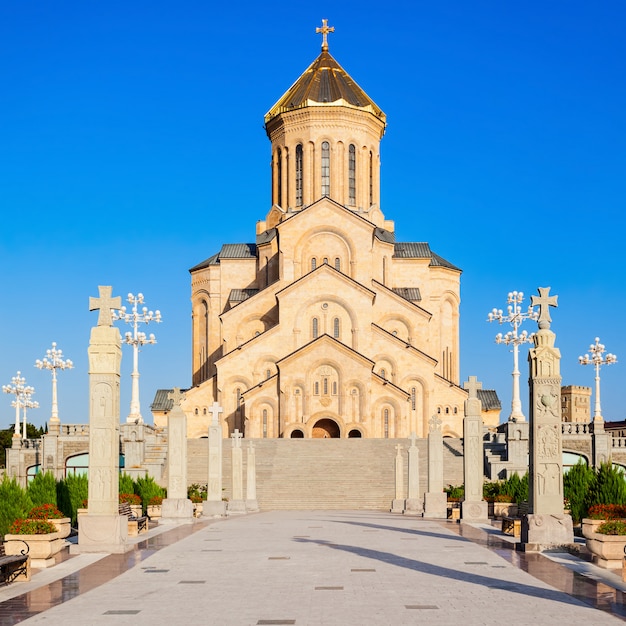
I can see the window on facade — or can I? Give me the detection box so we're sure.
[323,378,328,395]
[411,387,416,411]
[380,368,386,380]
[334,257,340,271]
[369,151,373,206]
[445,407,449,414]
[277,148,282,207]
[195,408,199,415]
[311,258,317,271]
[333,317,340,339]
[323,257,328,264]
[321,141,330,196]
[332,381,337,395]
[312,317,319,339]
[384,409,389,438]
[314,381,319,395]
[266,369,271,380]
[295,143,303,207]
[203,408,207,415]
[263,409,268,437]
[348,144,356,206]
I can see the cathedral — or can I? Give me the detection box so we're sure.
[152,22,499,440]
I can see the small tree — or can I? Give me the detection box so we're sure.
[587,462,626,509]
[0,476,33,536]
[564,460,595,523]
[135,475,165,514]
[57,473,88,525]
[27,471,58,507]
[119,472,135,497]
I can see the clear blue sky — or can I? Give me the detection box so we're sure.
[1,2,624,430]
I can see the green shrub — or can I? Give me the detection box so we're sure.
[135,475,165,514]
[483,481,501,502]
[499,472,528,504]
[57,473,88,525]
[188,483,207,502]
[444,484,464,500]
[0,476,33,536]
[596,520,626,535]
[587,462,626,509]
[119,473,135,496]
[27,471,58,507]
[564,460,596,523]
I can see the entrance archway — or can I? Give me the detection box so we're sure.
[348,429,362,438]
[312,418,340,439]
[290,429,304,438]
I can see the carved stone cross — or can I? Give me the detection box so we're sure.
[316,18,334,51]
[395,443,403,456]
[89,286,121,327]
[209,401,223,424]
[429,414,442,432]
[531,286,558,329]
[463,376,483,399]
[409,431,417,448]
[231,429,243,448]
[168,387,186,407]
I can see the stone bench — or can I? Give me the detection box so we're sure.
[118,503,148,536]
[0,540,30,584]
[502,502,529,537]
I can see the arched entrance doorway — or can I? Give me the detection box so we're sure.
[348,429,362,438]
[312,418,340,438]
[290,429,304,438]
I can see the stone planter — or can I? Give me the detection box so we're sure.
[586,532,626,569]
[147,505,162,519]
[193,502,203,518]
[129,504,143,518]
[49,517,71,539]
[4,531,66,568]
[582,518,609,539]
[493,502,518,519]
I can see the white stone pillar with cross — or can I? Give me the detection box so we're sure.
[390,443,406,513]
[405,432,423,515]
[161,388,194,521]
[520,287,574,549]
[228,429,247,515]
[423,415,447,518]
[78,286,130,554]
[461,376,488,522]
[205,400,226,517]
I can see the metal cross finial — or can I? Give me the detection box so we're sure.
[89,286,121,327]
[316,18,335,51]
[463,376,483,399]
[530,286,558,329]
[168,388,186,407]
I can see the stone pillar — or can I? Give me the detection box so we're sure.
[78,286,130,553]
[423,415,447,518]
[391,443,405,513]
[461,376,488,522]
[520,287,574,550]
[592,420,612,468]
[120,423,147,481]
[161,388,194,521]
[227,429,246,515]
[205,401,226,517]
[404,432,423,515]
[246,441,259,512]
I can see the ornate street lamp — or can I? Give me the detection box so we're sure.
[3,371,27,438]
[579,337,617,423]
[20,389,39,439]
[113,293,161,424]
[35,342,73,432]
[487,290,538,422]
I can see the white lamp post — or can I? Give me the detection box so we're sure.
[487,290,538,422]
[35,342,73,432]
[114,293,161,424]
[579,337,617,423]
[20,390,39,439]
[3,371,27,438]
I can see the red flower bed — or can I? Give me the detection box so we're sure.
[119,493,141,505]
[8,518,57,535]
[587,504,626,520]
[28,504,66,519]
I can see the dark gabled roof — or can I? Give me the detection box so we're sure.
[257,228,277,245]
[219,243,257,259]
[391,287,422,302]
[228,289,259,303]
[478,389,501,411]
[151,388,191,412]
[188,252,219,272]
[374,227,395,244]
[393,242,461,272]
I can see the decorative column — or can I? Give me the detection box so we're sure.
[520,287,573,550]
[246,441,259,512]
[390,443,405,513]
[404,432,423,515]
[35,342,73,435]
[161,388,194,521]
[461,376,488,522]
[423,415,447,518]
[78,286,129,554]
[206,401,226,517]
[228,429,246,515]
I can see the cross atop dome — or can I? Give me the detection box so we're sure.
[316,18,334,51]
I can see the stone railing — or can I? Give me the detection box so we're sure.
[21,438,41,449]
[611,437,626,449]
[61,424,90,436]
[562,422,593,436]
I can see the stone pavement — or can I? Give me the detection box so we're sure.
[2,510,626,625]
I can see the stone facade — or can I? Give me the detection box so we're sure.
[561,385,591,422]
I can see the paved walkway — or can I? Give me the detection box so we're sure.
[2,511,626,625]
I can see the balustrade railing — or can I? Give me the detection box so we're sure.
[61,424,90,436]
[561,422,593,436]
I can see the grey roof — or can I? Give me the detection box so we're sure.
[374,228,395,244]
[393,242,431,258]
[257,228,277,245]
[188,252,219,272]
[478,389,501,411]
[391,287,422,302]
[151,388,190,412]
[229,289,259,303]
[219,243,257,259]
[430,252,461,272]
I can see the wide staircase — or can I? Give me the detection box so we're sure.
[186,437,464,511]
